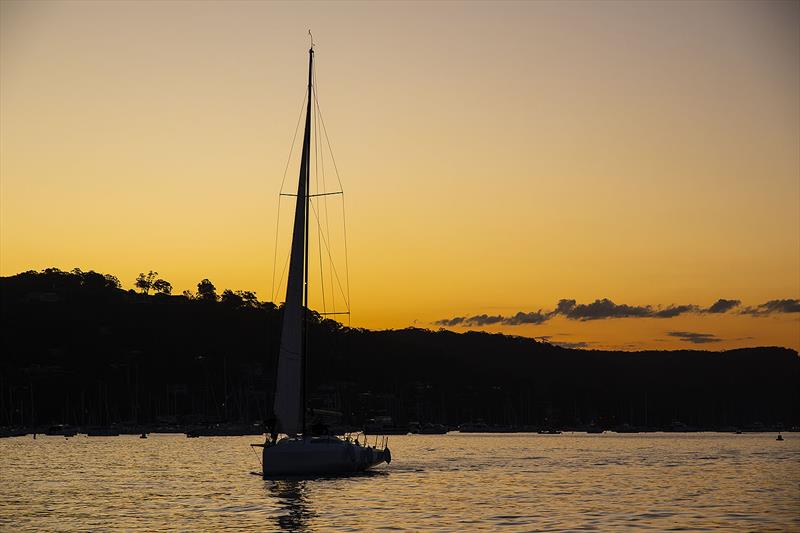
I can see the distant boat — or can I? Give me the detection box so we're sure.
[419,423,448,435]
[0,428,27,438]
[585,422,604,434]
[538,429,562,435]
[458,421,515,433]
[186,424,263,437]
[255,42,391,477]
[86,427,120,437]
[459,421,489,433]
[45,424,77,437]
[365,417,409,435]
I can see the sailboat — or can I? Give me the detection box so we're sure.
[254,42,391,477]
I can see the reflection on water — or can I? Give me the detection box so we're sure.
[268,480,314,532]
[1,433,798,531]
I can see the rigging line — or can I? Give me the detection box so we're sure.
[250,443,263,468]
[308,198,351,312]
[312,85,345,193]
[279,91,309,195]
[312,63,326,316]
[272,92,308,300]
[312,87,350,324]
[314,93,337,316]
[313,69,340,311]
[313,86,350,324]
[280,191,343,198]
[311,63,333,316]
[270,198,282,301]
[341,193,351,327]
[273,241,292,303]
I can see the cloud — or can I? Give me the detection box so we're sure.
[434,311,549,327]
[433,316,465,327]
[667,331,722,344]
[503,310,551,325]
[652,304,700,318]
[470,314,506,326]
[706,299,741,313]
[434,314,505,327]
[432,297,797,328]
[741,299,800,315]
[555,298,652,320]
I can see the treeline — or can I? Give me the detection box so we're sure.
[1,268,798,430]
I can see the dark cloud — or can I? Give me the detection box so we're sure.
[555,299,576,314]
[652,305,699,318]
[433,316,465,327]
[503,310,551,325]
[441,314,505,327]
[667,331,722,344]
[741,299,800,315]
[432,297,797,328]
[705,299,741,313]
[435,311,549,327]
[555,298,652,320]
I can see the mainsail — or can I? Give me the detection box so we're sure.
[273,48,314,437]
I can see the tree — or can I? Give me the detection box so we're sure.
[196,279,217,302]
[103,274,122,289]
[220,289,259,308]
[135,271,158,295]
[152,279,172,295]
[221,289,243,307]
[237,290,259,308]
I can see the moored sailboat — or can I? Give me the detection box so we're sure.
[254,42,391,477]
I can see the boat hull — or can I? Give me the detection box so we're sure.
[262,436,390,477]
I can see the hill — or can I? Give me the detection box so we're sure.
[1,268,798,430]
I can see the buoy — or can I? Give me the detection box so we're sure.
[140,432,148,439]
[776,433,784,441]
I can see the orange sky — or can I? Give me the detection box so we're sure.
[1,1,798,350]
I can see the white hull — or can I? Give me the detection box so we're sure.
[262,436,390,477]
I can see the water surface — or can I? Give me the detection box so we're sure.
[2,433,798,531]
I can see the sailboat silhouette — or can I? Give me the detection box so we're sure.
[253,42,391,477]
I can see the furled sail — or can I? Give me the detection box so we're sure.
[273,48,314,437]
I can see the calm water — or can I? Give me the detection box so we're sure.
[1,433,798,531]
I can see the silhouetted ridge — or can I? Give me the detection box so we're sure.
[1,268,798,431]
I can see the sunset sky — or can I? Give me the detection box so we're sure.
[1,1,798,350]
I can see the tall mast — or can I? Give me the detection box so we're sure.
[271,44,314,439]
[302,45,313,435]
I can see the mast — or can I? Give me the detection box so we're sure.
[272,45,314,438]
[302,46,313,435]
